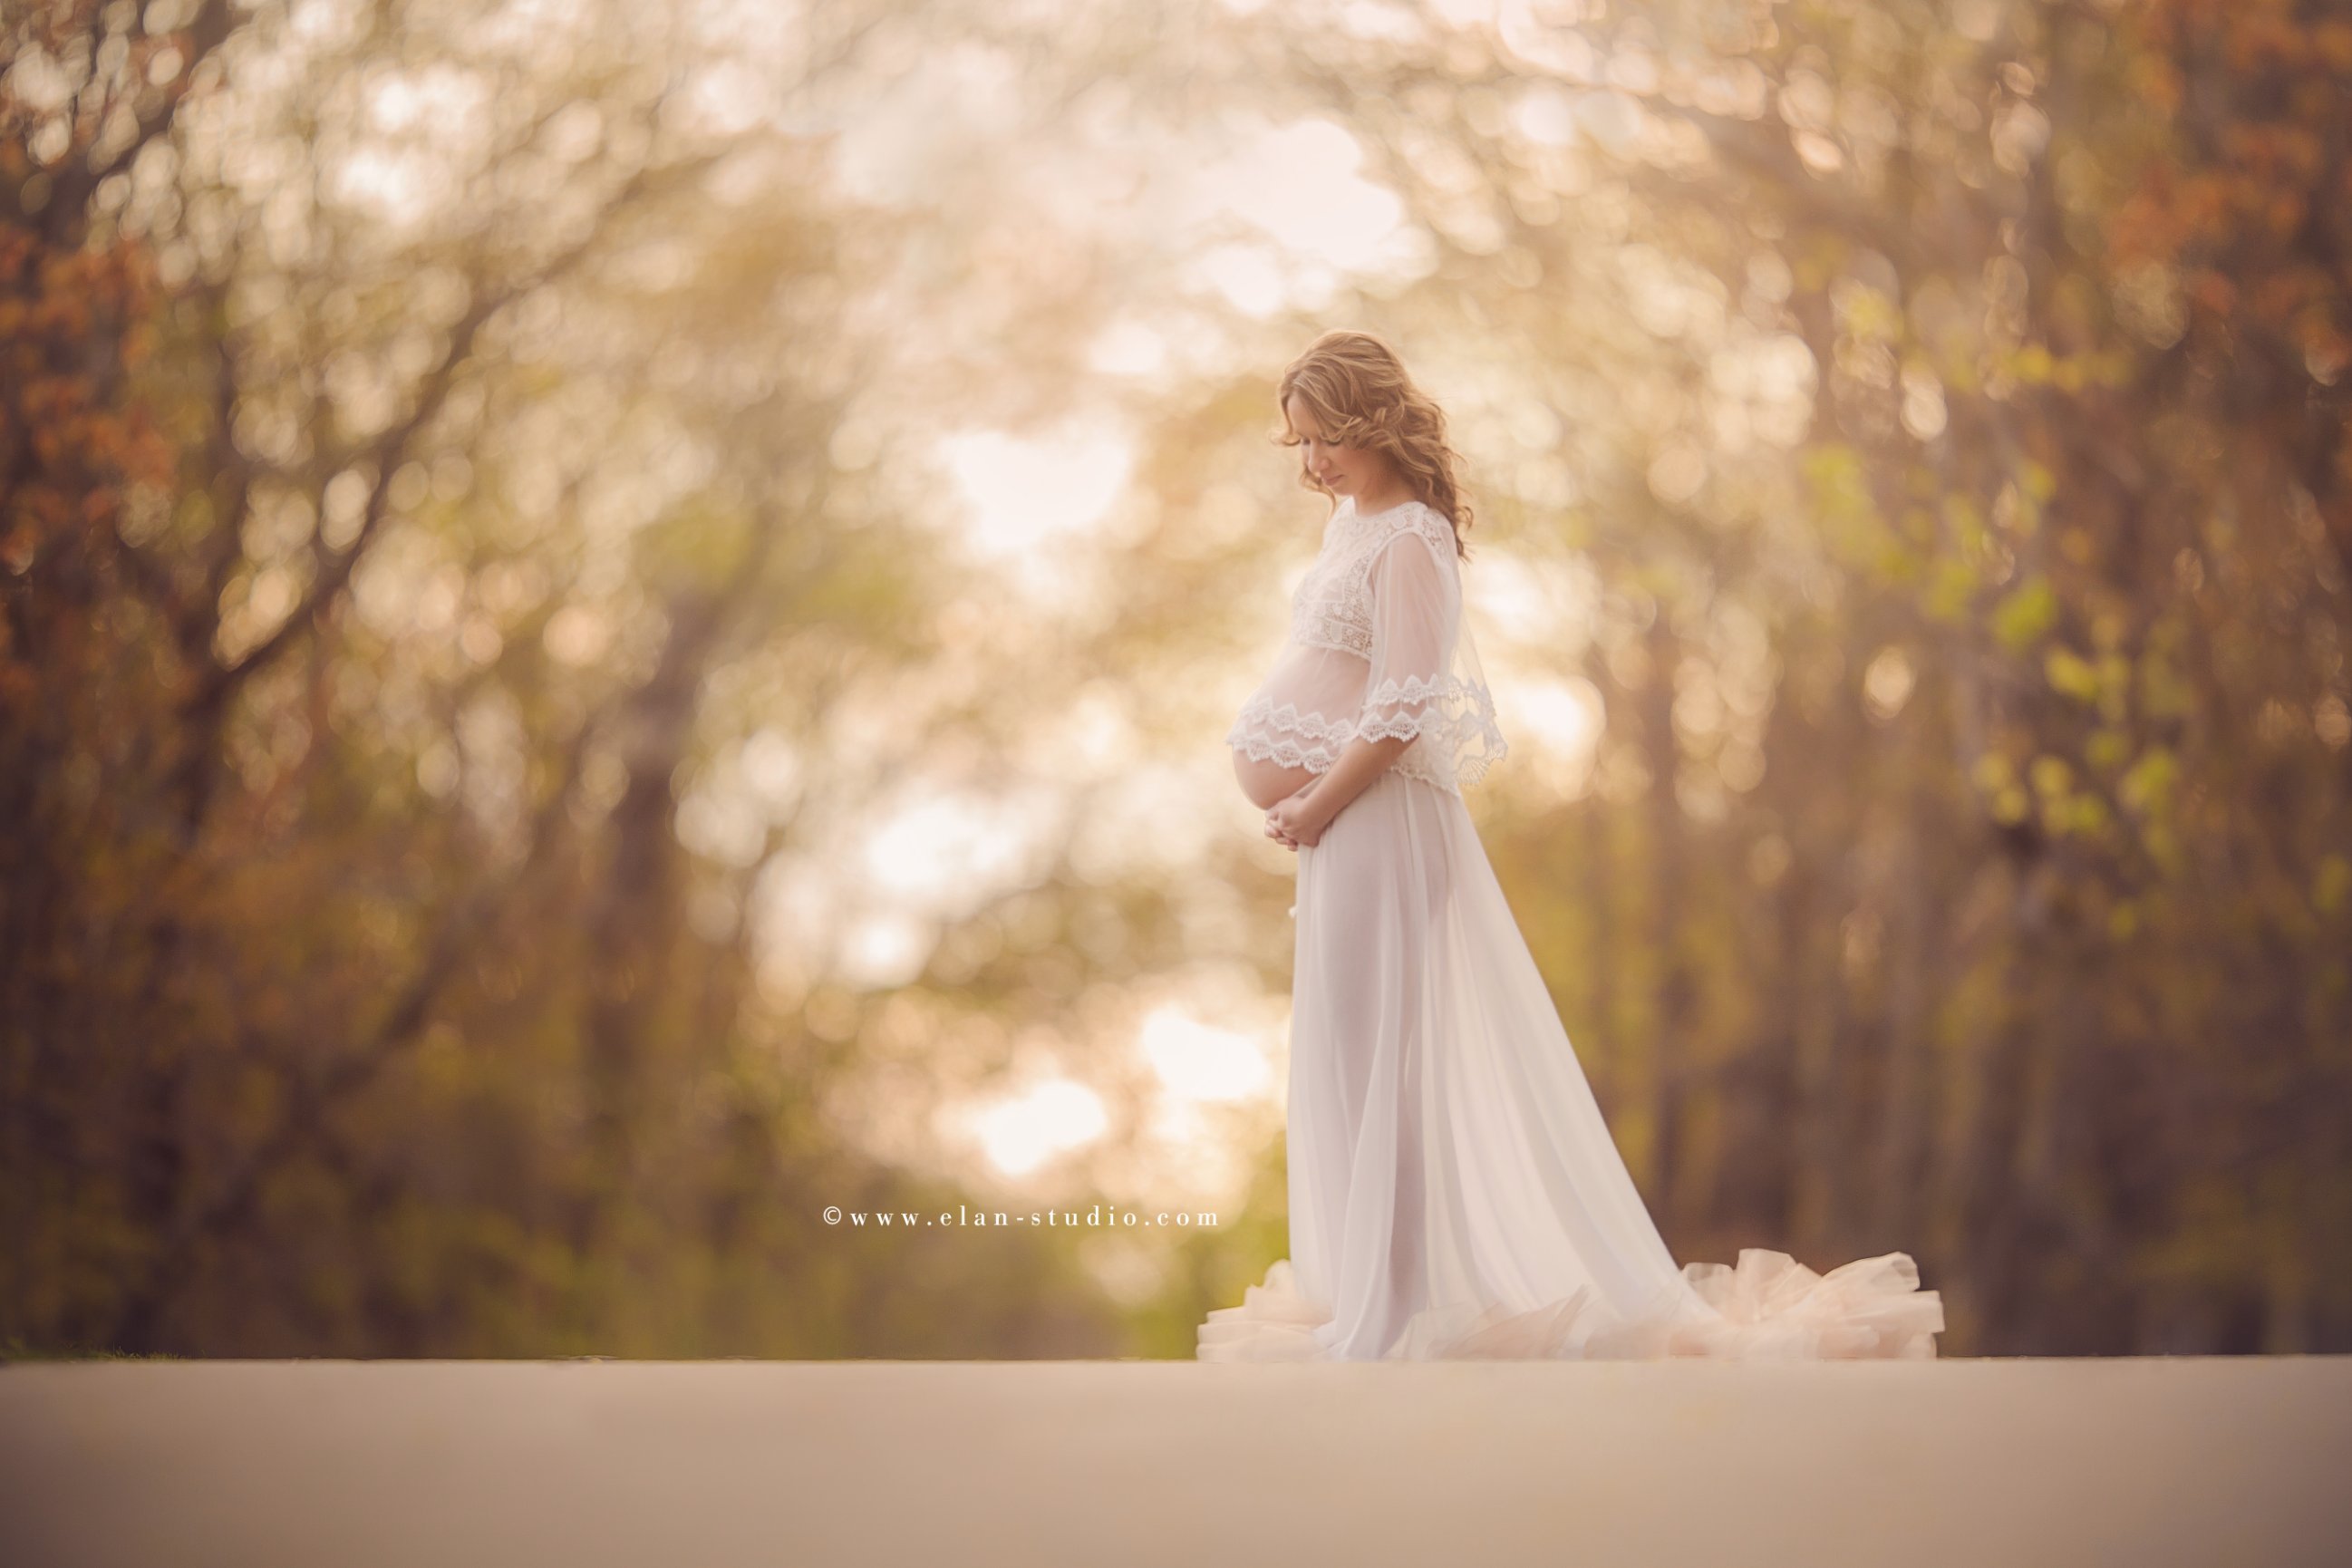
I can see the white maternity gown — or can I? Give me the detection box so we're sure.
[1200,496,1944,1362]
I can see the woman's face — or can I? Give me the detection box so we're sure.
[1286,394,1389,502]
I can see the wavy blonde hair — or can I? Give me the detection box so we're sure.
[1273,329,1476,560]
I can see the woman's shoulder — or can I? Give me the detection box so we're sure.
[1373,500,1461,563]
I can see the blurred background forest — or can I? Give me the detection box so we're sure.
[3,0,2347,1359]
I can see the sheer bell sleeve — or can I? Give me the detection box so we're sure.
[1356,520,1508,793]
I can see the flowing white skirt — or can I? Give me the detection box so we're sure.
[1197,769,1944,1362]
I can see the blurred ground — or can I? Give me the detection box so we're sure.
[3,1356,2348,1567]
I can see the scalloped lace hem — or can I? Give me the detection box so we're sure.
[1230,684,1507,795]
[1228,702,1347,774]
[1356,673,1509,792]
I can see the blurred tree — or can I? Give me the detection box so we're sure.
[1,0,1127,1358]
[5,0,2345,1363]
[1252,0,2351,1351]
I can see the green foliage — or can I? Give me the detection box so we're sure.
[1992,577,2060,653]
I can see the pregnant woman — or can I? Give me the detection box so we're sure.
[1200,329,1945,1361]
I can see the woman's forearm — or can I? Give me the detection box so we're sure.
[1302,734,1412,828]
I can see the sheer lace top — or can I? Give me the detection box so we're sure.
[1228,498,1506,797]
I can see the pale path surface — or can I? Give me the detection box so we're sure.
[4,1358,2348,1567]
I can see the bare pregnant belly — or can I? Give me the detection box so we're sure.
[1234,750,1321,811]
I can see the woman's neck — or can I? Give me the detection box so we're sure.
[1350,486,1416,518]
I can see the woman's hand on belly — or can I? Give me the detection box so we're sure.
[1264,783,1326,848]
